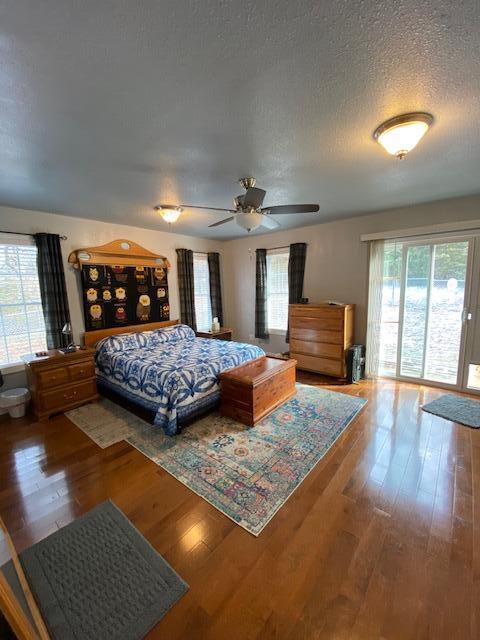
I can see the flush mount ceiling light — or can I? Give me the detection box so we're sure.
[373,112,434,159]
[154,204,183,224]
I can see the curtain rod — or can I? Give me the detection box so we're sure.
[0,230,68,240]
[251,245,290,251]
[182,250,220,256]
[263,243,307,251]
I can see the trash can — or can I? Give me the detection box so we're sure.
[0,388,31,418]
[346,345,365,384]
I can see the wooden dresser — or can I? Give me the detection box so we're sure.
[23,349,98,421]
[289,303,355,378]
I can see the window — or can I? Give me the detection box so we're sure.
[0,234,47,366]
[193,252,212,331]
[266,248,289,333]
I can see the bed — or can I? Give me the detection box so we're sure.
[92,323,264,435]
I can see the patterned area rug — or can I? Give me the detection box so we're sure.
[67,385,367,535]
[422,393,480,428]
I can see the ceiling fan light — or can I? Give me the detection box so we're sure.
[236,211,263,232]
[155,205,183,224]
[373,112,434,159]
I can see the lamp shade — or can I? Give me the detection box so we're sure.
[235,211,263,232]
[62,322,72,335]
[155,205,183,224]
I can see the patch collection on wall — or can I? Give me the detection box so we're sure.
[81,264,170,331]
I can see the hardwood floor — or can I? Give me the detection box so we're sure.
[1,375,479,639]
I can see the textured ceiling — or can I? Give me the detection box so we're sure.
[0,0,479,239]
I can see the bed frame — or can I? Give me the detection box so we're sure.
[83,319,180,348]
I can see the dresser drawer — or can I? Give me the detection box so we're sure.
[68,361,95,381]
[289,316,344,332]
[40,380,97,412]
[291,353,344,377]
[290,306,344,320]
[290,339,343,359]
[290,327,344,344]
[37,367,69,388]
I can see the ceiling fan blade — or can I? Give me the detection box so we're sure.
[181,205,236,213]
[208,216,235,228]
[243,187,266,209]
[260,214,280,230]
[261,204,320,215]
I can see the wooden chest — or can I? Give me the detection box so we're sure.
[289,303,354,378]
[23,348,98,421]
[219,356,297,426]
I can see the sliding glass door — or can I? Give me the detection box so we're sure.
[378,237,471,387]
[463,237,480,392]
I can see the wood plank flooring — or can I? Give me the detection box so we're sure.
[0,375,479,639]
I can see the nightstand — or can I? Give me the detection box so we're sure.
[196,327,233,341]
[23,348,98,421]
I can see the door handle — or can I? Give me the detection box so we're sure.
[462,309,473,322]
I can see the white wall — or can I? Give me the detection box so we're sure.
[1,193,480,389]
[223,194,480,353]
[0,205,223,388]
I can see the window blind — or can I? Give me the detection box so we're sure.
[266,248,289,332]
[193,252,213,331]
[0,240,47,365]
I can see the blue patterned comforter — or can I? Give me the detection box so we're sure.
[95,324,264,435]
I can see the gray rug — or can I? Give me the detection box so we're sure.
[2,500,188,639]
[422,393,480,428]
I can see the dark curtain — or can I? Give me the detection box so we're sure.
[207,252,223,325]
[286,242,307,342]
[255,248,269,339]
[34,233,71,349]
[176,248,197,331]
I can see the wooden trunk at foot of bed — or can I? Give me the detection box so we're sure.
[83,319,180,348]
[219,356,297,426]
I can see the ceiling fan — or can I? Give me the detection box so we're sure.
[154,177,320,232]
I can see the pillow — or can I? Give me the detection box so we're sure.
[148,324,195,347]
[96,331,150,354]
[95,325,195,354]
